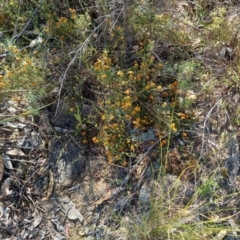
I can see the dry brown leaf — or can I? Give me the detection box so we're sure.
[135,155,150,179]
[95,190,113,205]
[46,170,54,199]
[41,170,54,201]
[0,155,3,182]
[60,198,84,223]
[6,149,25,156]
[228,218,239,236]
[2,154,13,170]
[95,187,123,205]
[1,177,11,198]
[32,215,42,228]
[172,215,195,228]
[213,230,227,240]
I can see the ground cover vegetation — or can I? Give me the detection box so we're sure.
[1,0,240,239]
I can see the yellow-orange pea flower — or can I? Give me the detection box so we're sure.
[133,118,141,128]
[103,125,108,130]
[122,161,128,167]
[134,106,141,112]
[170,123,177,132]
[178,112,188,120]
[109,115,115,120]
[150,82,155,87]
[0,82,5,88]
[161,139,167,146]
[162,102,167,107]
[13,49,19,54]
[131,111,136,115]
[103,65,110,70]
[112,123,118,129]
[137,74,141,81]
[182,132,188,137]
[125,115,131,120]
[125,102,132,108]
[6,72,11,78]
[92,137,99,143]
[130,145,135,151]
[101,74,107,79]
[117,71,124,76]
[125,89,131,94]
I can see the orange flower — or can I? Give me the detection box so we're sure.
[125,89,131,95]
[170,123,177,132]
[92,136,99,143]
[122,161,128,167]
[160,139,167,146]
[182,132,188,138]
[134,106,141,112]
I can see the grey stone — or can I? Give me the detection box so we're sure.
[50,100,78,130]
[139,182,151,205]
[48,137,85,189]
[226,135,240,179]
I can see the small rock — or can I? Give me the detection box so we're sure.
[49,137,85,189]
[50,100,78,129]
[139,182,152,205]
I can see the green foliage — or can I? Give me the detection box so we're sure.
[198,178,220,198]
[2,0,240,238]
[44,9,91,42]
[206,7,231,42]
[87,2,196,165]
[0,42,48,105]
[74,105,83,132]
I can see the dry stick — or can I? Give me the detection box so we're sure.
[11,1,42,41]
[0,90,28,92]
[110,136,168,202]
[55,21,105,116]
[198,99,221,162]
[1,1,41,59]
[56,7,124,113]
[120,134,168,188]
[0,102,54,124]
[109,7,124,32]
[0,53,10,59]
